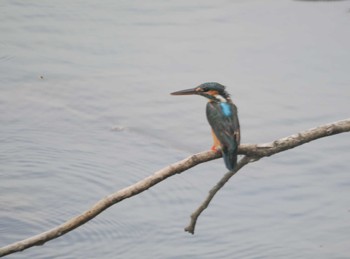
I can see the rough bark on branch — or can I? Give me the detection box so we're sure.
[184,119,350,233]
[0,119,349,257]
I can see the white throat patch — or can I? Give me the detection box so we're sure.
[215,94,226,102]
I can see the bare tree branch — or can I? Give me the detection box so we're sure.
[184,118,350,234]
[184,155,255,234]
[0,119,349,257]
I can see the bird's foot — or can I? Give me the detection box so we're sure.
[211,145,221,152]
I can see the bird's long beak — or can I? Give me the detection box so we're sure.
[170,87,198,96]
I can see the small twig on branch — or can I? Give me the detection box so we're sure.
[0,119,349,257]
[184,155,254,234]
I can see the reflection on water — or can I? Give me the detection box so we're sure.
[1,0,350,258]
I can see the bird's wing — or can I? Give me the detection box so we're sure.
[206,102,240,149]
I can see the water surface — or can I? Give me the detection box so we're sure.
[1,0,350,258]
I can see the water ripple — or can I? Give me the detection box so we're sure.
[0,54,14,63]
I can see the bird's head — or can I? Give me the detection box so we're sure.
[171,82,230,102]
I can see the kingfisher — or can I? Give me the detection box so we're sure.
[171,82,240,171]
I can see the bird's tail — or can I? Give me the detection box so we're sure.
[222,147,238,171]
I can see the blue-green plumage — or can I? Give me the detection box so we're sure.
[171,82,240,170]
[219,102,232,117]
[206,100,240,170]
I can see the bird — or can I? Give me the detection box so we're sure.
[171,82,240,171]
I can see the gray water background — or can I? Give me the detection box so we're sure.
[1,0,350,258]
